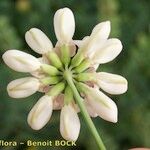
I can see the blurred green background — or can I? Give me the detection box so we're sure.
[0,0,150,150]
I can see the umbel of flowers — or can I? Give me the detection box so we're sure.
[2,8,127,150]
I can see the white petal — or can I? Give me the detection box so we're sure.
[74,36,90,48]
[2,50,41,72]
[30,56,50,79]
[27,95,53,130]
[83,85,118,123]
[7,77,40,98]
[91,21,111,40]
[60,104,80,141]
[80,21,110,57]
[92,38,123,64]
[84,100,98,117]
[54,8,75,44]
[96,72,128,95]
[25,28,53,54]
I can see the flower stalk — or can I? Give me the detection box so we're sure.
[64,69,106,150]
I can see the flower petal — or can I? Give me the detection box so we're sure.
[27,95,53,130]
[80,21,111,57]
[84,100,98,117]
[25,28,53,54]
[96,72,128,95]
[74,36,90,48]
[80,83,118,123]
[92,38,123,64]
[7,77,40,98]
[54,8,75,44]
[60,104,80,141]
[2,50,41,72]
[91,21,111,40]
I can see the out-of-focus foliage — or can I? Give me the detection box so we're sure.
[0,0,150,150]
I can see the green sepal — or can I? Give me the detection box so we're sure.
[48,51,63,69]
[75,82,88,93]
[75,73,95,82]
[64,85,74,105]
[40,76,61,85]
[41,64,60,76]
[74,58,91,73]
[60,44,70,67]
[71,51,84,68]
[47,82,65,96]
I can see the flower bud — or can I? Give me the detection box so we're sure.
[7,77,40,98]
[92,38,123,64]
[60,104,80,141]
[54,8,75,44]
[2,50,41,72]
[25,28,53,54]
[27,95,53,130]
[96,72,128,95]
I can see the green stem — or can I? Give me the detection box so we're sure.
[64,70,106,150]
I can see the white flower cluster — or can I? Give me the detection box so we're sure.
[2,8,127,141]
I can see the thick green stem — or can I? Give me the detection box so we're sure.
[64,70,106,150]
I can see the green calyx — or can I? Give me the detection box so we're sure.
[64,85,74,105]
[75,73,95,82]
[47,82,65,96]
[48,51,63,70]
[40,76,61,85]
[73,58,91,73]
[41,64,61,76]
[41,45,95,104]
[60,44,70,67]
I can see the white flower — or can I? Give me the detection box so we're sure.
[7,77,40,98]
[3,7,128,142]
[60,104,80,141]
[25,28,53,54]
[27,95,53,130]
[54,8,75,45]
[2,50,41,72]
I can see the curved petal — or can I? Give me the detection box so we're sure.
[91,21,111,40]
[25,28,53,54]
[74,36,90,48]
[54,8,75,44]
[79,83,118,123]
[60,104,80,141]
[2,50,41,72]
[92,38,123,64]
[84,100,98,117]
[27,95,53,130]
[7,77,40,98]
[96,72,128,95]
